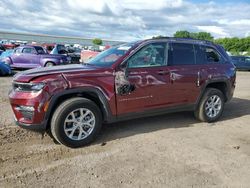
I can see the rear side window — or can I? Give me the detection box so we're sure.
[34,46,46,54]
[205,47,221,63]
[169,43,195,65]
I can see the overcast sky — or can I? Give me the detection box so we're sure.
[0,0,249,41]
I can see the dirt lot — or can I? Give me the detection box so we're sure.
[0,72,250,187]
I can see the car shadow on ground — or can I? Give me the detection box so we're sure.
[95,97,250,144]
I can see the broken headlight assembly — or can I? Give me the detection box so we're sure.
[13,82,45,92]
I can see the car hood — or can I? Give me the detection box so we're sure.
[13,64,112,83]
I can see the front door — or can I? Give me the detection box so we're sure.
[12,47,40,68]
[116,42,173,115]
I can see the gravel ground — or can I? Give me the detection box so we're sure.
[0,71,250,187]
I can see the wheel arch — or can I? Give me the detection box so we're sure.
[205,82,228,101]
[196,79,231,109]
[44,88,113,129]
[44,61,55,67]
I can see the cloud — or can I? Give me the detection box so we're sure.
[196,26,230,37]
[0,0,249,41]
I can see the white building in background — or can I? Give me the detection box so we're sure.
[0,31,123,46]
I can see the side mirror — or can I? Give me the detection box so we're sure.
[119,61,129,78]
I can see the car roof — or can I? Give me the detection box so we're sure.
[18,45,44,48]
[143,37,214,45]
[231,56,246,58]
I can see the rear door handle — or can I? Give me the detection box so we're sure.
[157,70,169,75]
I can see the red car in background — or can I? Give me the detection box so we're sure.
[80,45,111,63]
[80,50,100,63]
[3,43,19,49]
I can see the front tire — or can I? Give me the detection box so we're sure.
[195,88,225,122]
[51,97,102,148]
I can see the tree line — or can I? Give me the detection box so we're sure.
[92,31,250,56]
[153,30,250,56]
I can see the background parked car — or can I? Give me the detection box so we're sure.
[3,45,70,69]
[0,44,6,51]
[231,56,250,71]
[50,44,81,64]
[0,49,14,60]
[80,50,100,63]
[0,61,12,76]
[41,43,55,53]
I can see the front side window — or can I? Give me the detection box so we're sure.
[22,48,36,54]
[205,47,221,63]
[169,43,195,65]
[128,42,166,68]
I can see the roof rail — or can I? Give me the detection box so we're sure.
[151,37,213,45]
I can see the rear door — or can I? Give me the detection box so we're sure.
[167,42,203,105]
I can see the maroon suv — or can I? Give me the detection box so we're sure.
[9,38,236,148]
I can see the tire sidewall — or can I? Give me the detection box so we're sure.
[202,89,224,122]
[45,62,54,67]
[54,100,102,148]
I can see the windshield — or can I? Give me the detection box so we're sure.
[0,49,14,59]
[86,43,136,67]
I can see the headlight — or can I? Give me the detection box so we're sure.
[13,82,45,92]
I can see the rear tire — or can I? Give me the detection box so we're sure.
[51,97,102,148]
[45,62,54,67]
[194,88,225,122]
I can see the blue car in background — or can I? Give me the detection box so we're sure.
[231,56,250,71]
[0,49,14,60]
[0,50,14,76]
[0,61,12,76]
